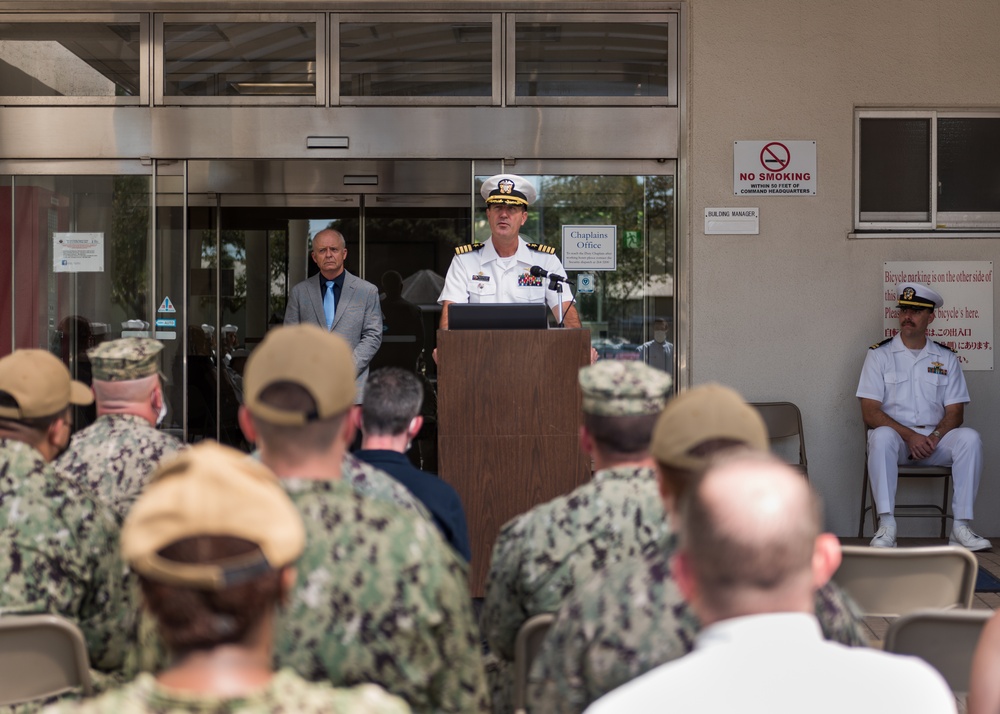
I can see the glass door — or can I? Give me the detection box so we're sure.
[1,162,155,430]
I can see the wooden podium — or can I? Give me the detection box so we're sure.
[437,329,592,596]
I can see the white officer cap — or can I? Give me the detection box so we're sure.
[481,174,538,207]
[897,282,943,310]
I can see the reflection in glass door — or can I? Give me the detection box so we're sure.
[2,166,155,430]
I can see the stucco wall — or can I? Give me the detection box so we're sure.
[685,0,1000,536]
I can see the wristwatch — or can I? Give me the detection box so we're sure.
[930,429,942,438]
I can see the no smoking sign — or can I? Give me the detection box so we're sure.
[733,140,817,196]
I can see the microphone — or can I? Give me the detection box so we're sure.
[529,265,572,283]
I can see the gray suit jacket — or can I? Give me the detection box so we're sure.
[284,270,383,401]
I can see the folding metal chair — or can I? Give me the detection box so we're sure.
[857,427,952,538]
[0,614,93,706]
[884,609,992,693]
[751,402,808,478]
[832,545,977,618]
[513,613,555,714]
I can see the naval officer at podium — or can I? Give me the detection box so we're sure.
[438,174,581,329]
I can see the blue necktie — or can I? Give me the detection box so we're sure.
[323,280,336,330]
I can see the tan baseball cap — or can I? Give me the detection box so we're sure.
[0,349,93,420]
[122,441,305,590]
[243,324,356,425]
[651,383,768,471]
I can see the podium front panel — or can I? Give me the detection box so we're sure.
[437,329,591,595]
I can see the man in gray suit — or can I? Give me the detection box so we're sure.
[284,228,382,401]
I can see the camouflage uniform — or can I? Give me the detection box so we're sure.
[39,670,413,713]
[343,452,433,520]
[274,478,489,714]
[0,439,137,695]
[527,534,870,714]
[481,467,667,713]
[251,449,432,520]
[481,360,671,714]
[55,414,182,521]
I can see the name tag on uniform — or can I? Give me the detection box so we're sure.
[472,274,490,282]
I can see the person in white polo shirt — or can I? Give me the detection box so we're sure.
[584,452,956,714]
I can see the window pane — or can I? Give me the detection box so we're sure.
[340,22,493,98]
[859,118,931,221]
[938,118,1000,213]
[0,22,141,97]
[164,22,317,97]
[515,21,669,98]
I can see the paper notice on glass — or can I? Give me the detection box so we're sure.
[53,233,104,273]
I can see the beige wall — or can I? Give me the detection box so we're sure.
[685,0,1000,536]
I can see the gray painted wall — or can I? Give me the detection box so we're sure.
[685,0,1000,536]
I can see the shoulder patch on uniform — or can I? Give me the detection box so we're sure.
[869,337,892,350]
[526,243,556,254]
[454,243,485,255]
[934,340,958,353]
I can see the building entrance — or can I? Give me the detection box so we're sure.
[3,157,676,448]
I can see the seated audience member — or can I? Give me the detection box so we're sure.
[968,608,1000,714]
[42,441,411,714]
[56,337,183,521]
[0,349,137,697]
[237,325,489,714]
[584,451,955,714]
[529,384,870,714]
[355,367,471,561]
[481,360,671,714]
[858,281,989,550]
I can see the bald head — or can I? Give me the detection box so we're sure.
[677,451,831,621]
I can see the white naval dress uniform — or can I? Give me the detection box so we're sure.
[438,236,573,309]
[856,334,982,519]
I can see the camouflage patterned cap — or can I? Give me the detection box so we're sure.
[123,441,305,590]
[88,337,164,381]
[651,382,768,471]
[579,360,672,416]
[0,349,93,420]
[244,324,356,425]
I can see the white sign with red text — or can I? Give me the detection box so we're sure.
[734,141,816,196]
[883,261,993,371]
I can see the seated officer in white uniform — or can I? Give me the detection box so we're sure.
[856,282,990,551]
[438,173,581,329]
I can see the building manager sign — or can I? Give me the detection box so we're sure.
[734,140,816,196]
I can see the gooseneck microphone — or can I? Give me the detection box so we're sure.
[529,265,572,283]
